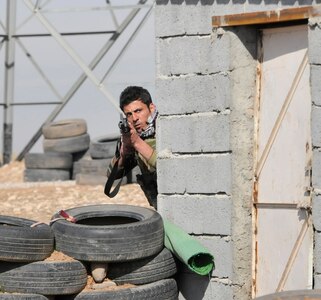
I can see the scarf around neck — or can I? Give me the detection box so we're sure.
[139,109,158,140]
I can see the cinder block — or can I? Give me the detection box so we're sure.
[197,235,232,278]
[309,18,321,65]
[156,74,230,115]
[156,34,231,76]
[312,106,321,147]
[172,236,232,278]
[157,154,231,194]
[312,150,321,189]
[314,231,321,273]
[310,65,321,106]
[155,5,214,37]
[314,274,321,289]
[312,194,321,231]
[158,194,231,235]
[211,4,284,17]
[155,2,286,39]
[177,272,232,300]
[157,114,230,153]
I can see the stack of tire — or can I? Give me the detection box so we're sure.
[23,119,90,182]
[73,133,120,186]
[0,204,179,299]
[0,215,87,299]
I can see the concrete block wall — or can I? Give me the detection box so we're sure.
[155,5,234,296]
[155,1,320,299]
[155,2,256,299]
[310,17,321,289]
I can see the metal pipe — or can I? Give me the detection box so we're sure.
[13,31,116,38]
[106,0,119,29]
[41,4,152,14]
[7,101,62,105]
[17,0,51,30]
[24,0,123,115]
[16,38,63,101]
[16,1,148,161]
[100,2,154,84]
[3,0,16,164]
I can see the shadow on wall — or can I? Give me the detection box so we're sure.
[176,267,212,300]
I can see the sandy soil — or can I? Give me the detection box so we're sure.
[0,161,149,224]
[0,161,154,292]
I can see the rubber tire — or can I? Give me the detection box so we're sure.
[72,158,111,179]
[25,152,73,169]
[50,204,164,262]
[108,247,178,285]
[89,134,119,159]
[24,169,70,182]
[43,134,90,154]
[72,149,90,162]
[0,294,49,300]
[0,261,87,296]
[42,119,87,139]
[60,278,178,300]
[0,216,54,262]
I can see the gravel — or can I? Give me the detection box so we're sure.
[0,161,149,223]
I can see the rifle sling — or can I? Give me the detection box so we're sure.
[104,157,126,198]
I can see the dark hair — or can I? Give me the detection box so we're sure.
[119,86,153,111]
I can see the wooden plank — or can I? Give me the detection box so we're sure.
[212,5,321,27]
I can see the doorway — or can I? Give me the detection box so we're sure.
[253,25,313,298]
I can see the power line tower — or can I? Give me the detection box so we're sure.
[0,0,154,164]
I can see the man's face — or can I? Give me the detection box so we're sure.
[123,99,155,134]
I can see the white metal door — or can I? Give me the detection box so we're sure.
[253,25,313,298]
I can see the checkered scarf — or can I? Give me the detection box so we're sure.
[139,109,158,140]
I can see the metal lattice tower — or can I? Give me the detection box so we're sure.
[0,0,154,164]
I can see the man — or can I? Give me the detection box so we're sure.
[106,86,158,209]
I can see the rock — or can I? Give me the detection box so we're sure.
[91,262,108,283]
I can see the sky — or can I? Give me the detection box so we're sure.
[0,0,156,157]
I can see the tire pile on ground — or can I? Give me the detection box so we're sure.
[73,133,120,186]
[23,119,133,186]
[24,119,90,183]
[0,204,179,299]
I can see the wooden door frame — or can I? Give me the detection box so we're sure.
[212,5,321,28]
[212,6,319,299]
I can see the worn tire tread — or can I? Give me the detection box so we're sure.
[0,216,54,262]
[50,204,164,262]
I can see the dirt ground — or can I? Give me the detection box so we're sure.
[0,161,154,292]
[0,161,149,224]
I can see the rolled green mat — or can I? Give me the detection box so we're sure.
[163,219,215,276]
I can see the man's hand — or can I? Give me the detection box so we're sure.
[127,121,141,147]
[120,133,135,158]
[119,121,140,156]
[119,121,153,165]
